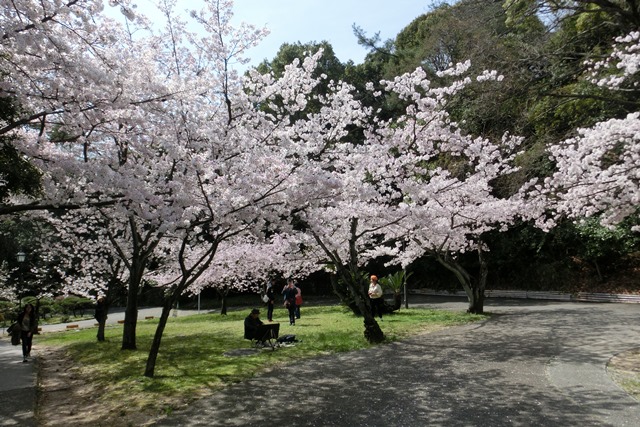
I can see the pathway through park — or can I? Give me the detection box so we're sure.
[155,298,640,426]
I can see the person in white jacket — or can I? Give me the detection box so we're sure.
[368,275,384,320]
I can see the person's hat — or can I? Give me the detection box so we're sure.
[370,275,378,281]
[251,308,260,314]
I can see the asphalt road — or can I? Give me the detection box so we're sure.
[153,298,640,427]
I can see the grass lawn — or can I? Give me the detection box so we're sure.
[37,303,485,415]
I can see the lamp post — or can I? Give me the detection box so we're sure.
[16,251,26,306]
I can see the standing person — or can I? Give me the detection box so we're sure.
[282,279,298,326]
[17,303,38,363]
[294,283,303,319]
[368,275,384,321]
[94,296,108,342]
[265,280,275,322]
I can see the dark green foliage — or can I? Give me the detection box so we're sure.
[0,300,17,324]
[0,138,42,202]
[0,90,42,202]
[56,296,94,317]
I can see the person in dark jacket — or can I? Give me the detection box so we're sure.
[282,279,298,326]
[17,303,38,363]
[244,308,264,341]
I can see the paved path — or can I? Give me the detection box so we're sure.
[0,338,35,426]
[153,298,640,427]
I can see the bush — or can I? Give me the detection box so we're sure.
[58,296,94,317]
[37,298,56,320]
[0,301,17,325]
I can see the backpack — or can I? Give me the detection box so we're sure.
[277,334,297,343]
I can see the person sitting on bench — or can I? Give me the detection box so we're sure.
[244,308,265,344]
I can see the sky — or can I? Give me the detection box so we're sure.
[229,1,434,66]
[114,1,435,67]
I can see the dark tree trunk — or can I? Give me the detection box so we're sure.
[121,260,144,350]
[217,289,228,315]
[220,296,227,315]
[97,320,106,342]
[120,219,160,351]
[338,273,384,341]
[436,245,488,315]
[364,317,385,343]
[329,273,360,315]
[593,260,603,282]
[392,292,402,310]
[144,298,173,378]
[143,236,218,377]
[310,218,385,343]
[469,248,488,315]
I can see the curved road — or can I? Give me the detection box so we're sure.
[155,298,640,427]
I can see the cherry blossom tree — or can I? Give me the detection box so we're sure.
[1,0,271,353]
[260,63,524,329]
[353,64,524,314]
[522,32,640,232]
[2,0,371,373]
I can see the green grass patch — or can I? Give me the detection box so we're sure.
[38,304,484,412]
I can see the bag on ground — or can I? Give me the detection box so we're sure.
[277,334,297,343]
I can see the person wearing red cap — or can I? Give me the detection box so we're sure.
[368,275,384,321]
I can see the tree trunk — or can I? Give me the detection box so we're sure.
[121,289,138,349]
[97,320,106,341]
[470,248,488,315]
[121,259,145,350]
[218,289,228,315]
[310,218,384,343]
[593,260,603,282]
[144,299,173,378]
[329,273,360,315]
[339,267,384,343]
[364,317,385,343]
[220,296,227,315]
[392,292,402,310]
[435,247,488,315]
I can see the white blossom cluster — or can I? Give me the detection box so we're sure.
[520,31,640,232]
[587,31,640,89]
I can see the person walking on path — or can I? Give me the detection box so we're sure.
[368,275,384,321]
[265,281,275,322]
[17,303,38,363]
[282,279,298,326]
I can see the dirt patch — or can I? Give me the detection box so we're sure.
[36,347,161,427]
[607,348,640,402]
